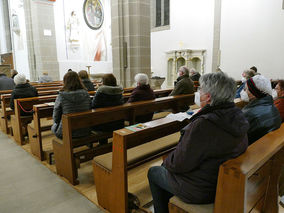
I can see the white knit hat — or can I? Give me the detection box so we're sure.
[251,75,272,96]
[14,73,27,85]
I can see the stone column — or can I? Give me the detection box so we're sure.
[212,0,222,72]
[24,0,59,81]
[111,0,151,87]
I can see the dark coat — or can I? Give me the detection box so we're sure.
[242,95,281,144]
[170,75,194,96]
[92,85,124,131]
[190,73,201,82]
[163,102,249,204]
[0,74,15,91]
[128,84,155,123]
[51,89,91,139]
[82,79,95,91]
[274,96,284,122]
[10,83,38,115]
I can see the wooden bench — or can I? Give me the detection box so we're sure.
[168,123,284,213]
[28,88,173,161]
[53,94,194,185]
[0,90,60,134]
[93,117,191,213]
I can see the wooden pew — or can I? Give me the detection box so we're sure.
[53,94,194,185]
[29,88,173,161]
[168,123,284,213]
[0,90,59,134]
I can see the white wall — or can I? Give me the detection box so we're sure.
[151,0,215,85]
[220,0,284,80]
[54,0,112,79]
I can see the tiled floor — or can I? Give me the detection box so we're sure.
[0,132,104,213]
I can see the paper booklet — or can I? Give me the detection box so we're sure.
[125,123,149,132]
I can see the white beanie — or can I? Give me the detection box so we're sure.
[251,75,272,96]
[14,73,27,85]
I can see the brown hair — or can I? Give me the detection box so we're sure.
[62,71,86,91]
[278,80,284,90]
[78,70,89,80]
[103,74,117,86]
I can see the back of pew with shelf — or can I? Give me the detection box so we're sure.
[53,94,194,185]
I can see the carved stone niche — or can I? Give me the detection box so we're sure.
[166,49,206,87]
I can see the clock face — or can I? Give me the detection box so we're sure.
[83,0,104,30]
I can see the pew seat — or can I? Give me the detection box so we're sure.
[94,132,180,171]
[169,196,213,213]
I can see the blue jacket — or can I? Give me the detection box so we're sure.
[235,82,245,98]
[242,95,281,145]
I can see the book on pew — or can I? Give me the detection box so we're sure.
[166,112,193,122]
[125,123,149,132]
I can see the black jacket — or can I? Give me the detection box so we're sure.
[92,85,124,131]
[163,103,249,204]
[242,95,281,144]
[51,89,91,138]
[82,79,95,91]
[10,83,38,115]
[190,73,201,82]
[128,84,155,123]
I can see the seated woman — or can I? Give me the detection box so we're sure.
[128,73,155,123]
[273,80,284,122]
[235,69,255,98]
[78,70,95,91]
[51,71,91,139]
[147,72,249,213]
[92,74,124,144]
[10,73,38,116]
[240,75,281,144]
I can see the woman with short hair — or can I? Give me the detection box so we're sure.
[78,70,95,91]
[235,69,256,98]
[92,74,124,144]
[128,73,155,122]
[148,72,249,213]
[52,71,91,139]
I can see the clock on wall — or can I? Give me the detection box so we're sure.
[83,0,104,30]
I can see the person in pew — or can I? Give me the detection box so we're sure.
[169,66,194,96]
[235,69,255,98]
[128,73,155,122]
[51,71,91,138]
[78,70,95,91]
[0,71,15,90]
[10,73,38,115]
[92,73,124,145]
[10,69,18,79]
[240,75,281,145]
[273,80,284,122]
[189,68,201,82]
[38,72,53,83]
[148,72,249,213]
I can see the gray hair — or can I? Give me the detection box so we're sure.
[178,66,189,76]
[189,68,197,74]
[243,69,255,80]
[199,72,236,106]
[134,73,149,85]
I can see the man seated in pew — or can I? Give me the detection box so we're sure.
[273,80,284,122]
[189,68,201,82]
[148,72,249,213]
[10,73,38,115]
[169,66,194,96]
[92,74,124,145]
[128,73,155,122]
[240,75,281,145]
[235,69,255,98]
[10,69,18,79]
[0,71,15,90]
[38,72,53,83]
[78,70,95,91]
[51,71,91,138]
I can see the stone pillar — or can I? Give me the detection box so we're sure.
[111,0,151,87]
[212,0,222,72]
[0,0,12,53]
[24,0,59,81]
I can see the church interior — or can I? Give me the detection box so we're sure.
[0,0,284,212]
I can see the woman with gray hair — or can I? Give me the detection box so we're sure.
[148,72,249,213]
[235,69,255,98]
[128,73,155,122]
